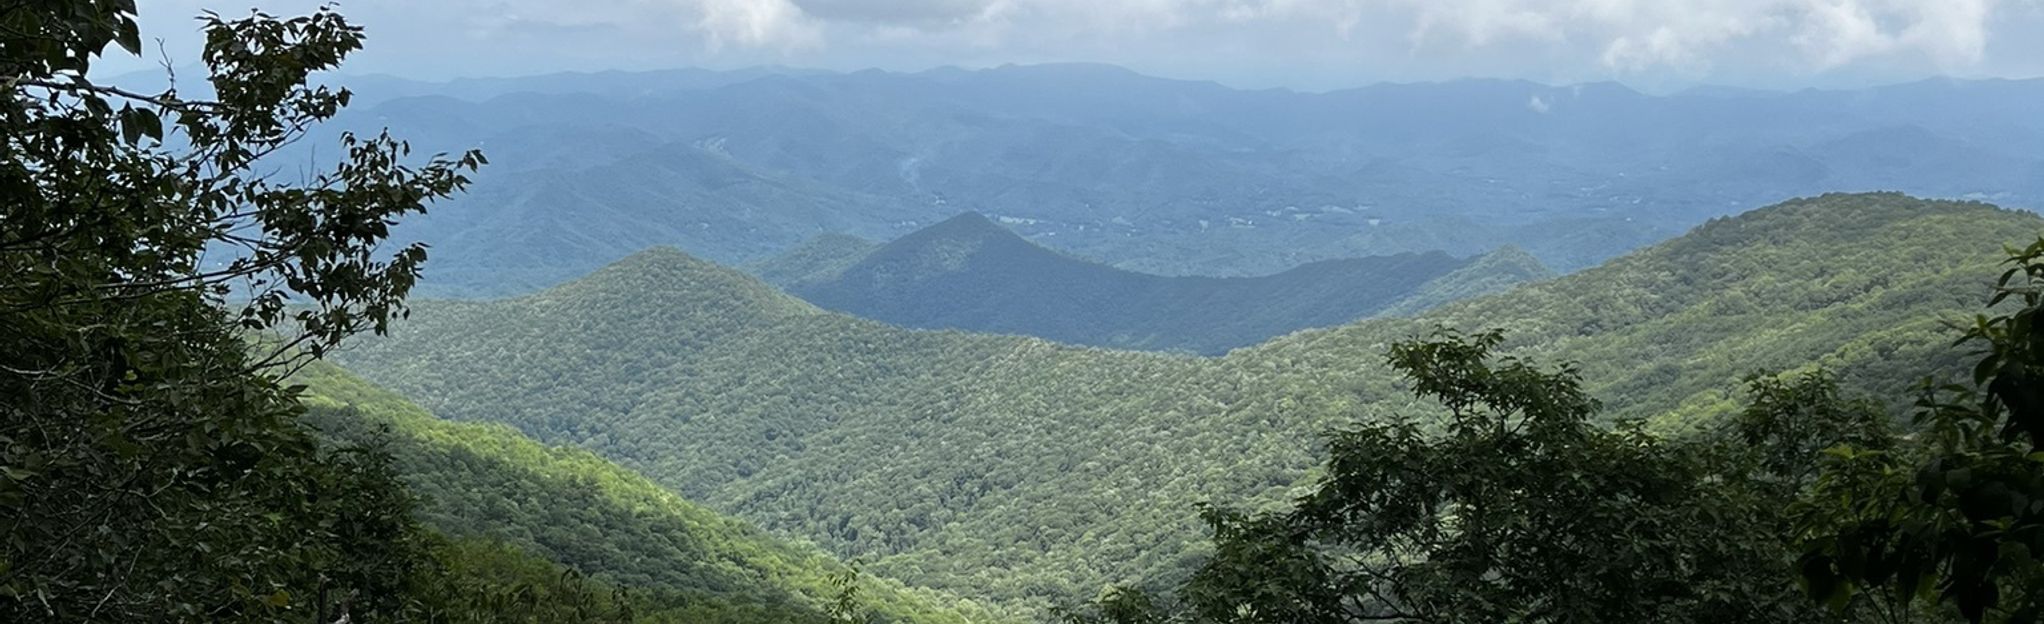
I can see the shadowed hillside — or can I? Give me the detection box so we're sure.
[788,213,1539,353]
[746,233,880,288]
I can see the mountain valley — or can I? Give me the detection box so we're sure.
[331,193,2044,615]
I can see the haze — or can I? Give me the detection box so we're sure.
[19,2,2044,623]
[124,0,2044,90]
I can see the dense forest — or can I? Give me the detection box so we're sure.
[0,4,975,622]
[1061,263,2044,622]
[748,233,881,289]
[784,212,1549,354]
[12,2,2044,623]
[294,361,1000,623]
[335,193,2044,615]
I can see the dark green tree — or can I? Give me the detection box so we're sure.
[827,560,870,624]
[1799,238,2044,624]
[1063,330,1877,624]
[1,1,481,621]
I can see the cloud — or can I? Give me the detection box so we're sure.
[791,0,992,23]
[121,0,2022,85]
[696,0,823,50]
[1358,0,2002,73]
[779,0,2008,74]
[1404,0,1567,47]
[457,0,821,51]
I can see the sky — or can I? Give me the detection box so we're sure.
[115,0,2044,91]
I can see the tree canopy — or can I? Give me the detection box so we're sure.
[334,193,2044,615]
[2,2,485,619]
[1059,239,2044,624]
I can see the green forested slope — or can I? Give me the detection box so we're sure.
[747,233,880,288]
[1376,244,1554,316]
[293,361,1004,623]
[788,212,1512,354]
[334,193,2044,615]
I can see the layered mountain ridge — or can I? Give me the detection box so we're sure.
[333,193,2044,615]
[287,65,2044,297]
[294,361,1003,623]
[786,212,1548,353]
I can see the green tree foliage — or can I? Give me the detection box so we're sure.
[1062,241,2044,624]
[333,193,2044,614]
[1060,332,1877,624]
[1373,245,1552,317]
[827,561,871,624]
[1799,238,2044,623]
[406,537,638,623]
[293,361,1003,624]
[748,233,880,289]
[0,3,689,622]
[0,2,479,620]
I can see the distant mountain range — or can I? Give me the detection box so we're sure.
[333,193,2044,616]
[778,212,1550,354]
[263,65,2044,297]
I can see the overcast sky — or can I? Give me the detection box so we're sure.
[114,0,2044,91]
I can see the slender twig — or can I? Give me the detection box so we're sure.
[12,77,224,112]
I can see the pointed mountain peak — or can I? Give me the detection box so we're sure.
[537,245,817,320]
[747,234,880,289]
[817,213,1058,288]
[925,211,1008,235]
[603,245,718,272]
[558,246,735,293]
[1470,245,1554,280]
[805,232,878,247]
[885,212,1034,253]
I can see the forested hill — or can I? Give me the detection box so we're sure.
[1375,244,1552,316]
[293,361,1005,623]
[787,212,1544,354]
[746,233,879,288]
[334,193,2044,616]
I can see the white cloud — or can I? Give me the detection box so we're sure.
[1895,0,1996,67]
[1343,0,2001,72]
[696,0,823,50]
[1794,0,1893,68]
[1590,2,1780,71]
[122,0,2022,84]
[1403,0,1567,47]
[781,0,2007,73]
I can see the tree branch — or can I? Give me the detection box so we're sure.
[12,77,224,113]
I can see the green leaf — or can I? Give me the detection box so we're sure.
[118,107,162,145]
[116,20,142,56]
[118,106,142,145]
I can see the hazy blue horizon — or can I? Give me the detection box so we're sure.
[105,59,2044,100]
[108,1,2044,94]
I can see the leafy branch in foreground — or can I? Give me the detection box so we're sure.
[1064,328,1859,624]
[2,1,481,621]
[1060,239,2044,624]
[1799,238,2044,624]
